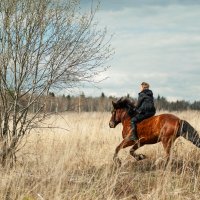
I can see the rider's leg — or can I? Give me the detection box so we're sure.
[129,112,155,141]
[129,117,139,141]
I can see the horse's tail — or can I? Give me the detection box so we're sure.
[178,120,200,148]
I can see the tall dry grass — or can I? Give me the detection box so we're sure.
[0,111,200,200]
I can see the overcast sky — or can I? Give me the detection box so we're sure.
[78,0,200,102]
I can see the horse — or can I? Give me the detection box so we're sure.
[109,98,200,165]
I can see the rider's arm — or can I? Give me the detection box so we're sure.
[136,93,145,109]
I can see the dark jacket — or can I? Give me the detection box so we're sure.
[136,89,156,114]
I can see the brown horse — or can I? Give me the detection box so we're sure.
[109,98,200,164]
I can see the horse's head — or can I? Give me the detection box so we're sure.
[109,97,136,128]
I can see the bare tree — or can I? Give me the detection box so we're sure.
[0,0,112,166]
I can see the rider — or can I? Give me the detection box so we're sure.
[130,82,156,141]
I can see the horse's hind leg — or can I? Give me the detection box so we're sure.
[161,135,176,167]
[130,143,146,161]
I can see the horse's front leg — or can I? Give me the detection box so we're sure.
[113,138,133,165]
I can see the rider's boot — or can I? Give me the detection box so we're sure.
[129,121,139,141]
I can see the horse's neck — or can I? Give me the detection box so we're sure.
[121,117,132,138]
[121,115,131,130]
[119,110,132,133]
[120,110,129,122]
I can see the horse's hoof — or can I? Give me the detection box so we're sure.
[138,154,146,160]
[134,154,146,161]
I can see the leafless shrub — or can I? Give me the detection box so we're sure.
[0,0,112,166]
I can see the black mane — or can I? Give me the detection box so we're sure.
[113,98,136,117]
[115,98,135,108]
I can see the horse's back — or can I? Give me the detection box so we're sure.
[144,113,180,123]
[138,113,180,133]
[154,113,180,121]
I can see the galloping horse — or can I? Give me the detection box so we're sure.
[109,98,200,164]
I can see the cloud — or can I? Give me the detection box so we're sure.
[77,2,200,102]
[97,0,200,10]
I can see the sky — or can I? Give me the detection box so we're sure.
[78,0,200,102]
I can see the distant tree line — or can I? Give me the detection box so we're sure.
[27,92,200,113]
[155,95,200,111]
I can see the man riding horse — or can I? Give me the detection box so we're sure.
[130,82,156,140]
[109,94,200,165]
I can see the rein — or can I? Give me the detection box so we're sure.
[126,105,136,118]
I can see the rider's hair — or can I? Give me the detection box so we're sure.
[141,82,149,89]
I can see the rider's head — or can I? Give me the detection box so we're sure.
[141,82,149,91]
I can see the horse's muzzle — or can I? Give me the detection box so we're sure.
[109,121,115,128]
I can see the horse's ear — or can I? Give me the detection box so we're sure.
[117,97,123,103]
[112,101,117,108]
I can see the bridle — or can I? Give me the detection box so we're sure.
[110,107,128,128]
[109,109,120,128]
[111,108,118,122]
[110,98,136,128]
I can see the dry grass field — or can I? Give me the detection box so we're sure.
[0,111,200,200]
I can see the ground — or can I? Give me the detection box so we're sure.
[0,111,200,200]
